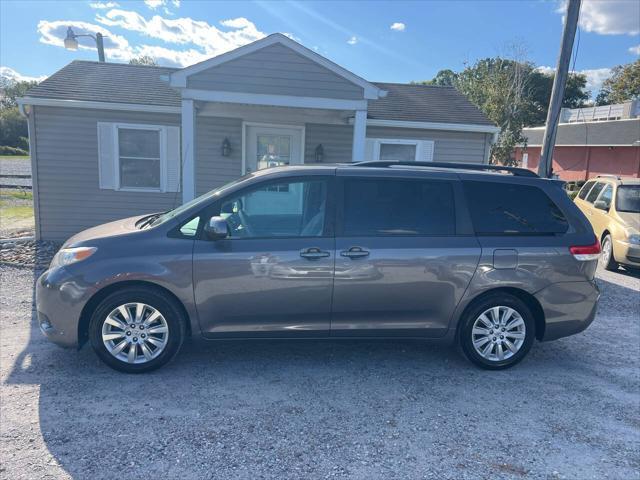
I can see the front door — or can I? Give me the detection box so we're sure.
[331,173,481,338]
[192,175,334,338]
[245,125,304,174]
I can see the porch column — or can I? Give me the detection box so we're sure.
[181,99,196,203]
[351,109,367,162]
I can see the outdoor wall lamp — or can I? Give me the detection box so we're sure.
[64,27,106,62]
[315,144,324,162]
[221,138,232,157]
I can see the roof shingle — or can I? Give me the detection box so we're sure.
[25,61,494,126]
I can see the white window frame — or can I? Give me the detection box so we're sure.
[113,123,167,192]
[372,138,434,162]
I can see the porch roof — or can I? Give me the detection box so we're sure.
[22,61,493,127]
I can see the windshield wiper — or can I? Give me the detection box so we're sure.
[137,213,163,229]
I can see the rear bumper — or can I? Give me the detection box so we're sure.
[536,280,600,341]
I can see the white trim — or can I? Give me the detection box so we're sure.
[113,123,166,193]
[17,96,181,114]
[242,121,306,175]
[181,99,196,202]
[169,33,383,99]
[181,89,368,111]
[360,118,500,134]
[351,110,366,162]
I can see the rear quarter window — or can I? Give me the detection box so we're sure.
[463,181,569,235]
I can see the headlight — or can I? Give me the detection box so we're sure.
[628,234,640,245]
[51,247,97,267]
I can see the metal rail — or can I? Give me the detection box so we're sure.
[352,161,539,177]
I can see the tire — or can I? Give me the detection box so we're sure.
[89,287,186,373]
[459,293,536,370]
[600,234,619,272]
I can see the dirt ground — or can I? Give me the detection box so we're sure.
[0,263,639,480]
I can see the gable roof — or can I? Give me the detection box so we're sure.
[21,61,494,128]
[370,83,494,126]
[170,33,383,100]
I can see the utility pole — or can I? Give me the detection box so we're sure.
[538,0,581,178]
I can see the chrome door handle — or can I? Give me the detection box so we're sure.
[300,247,330,260]
[340,247,370,259]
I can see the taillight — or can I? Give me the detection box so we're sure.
[570,238,601,261]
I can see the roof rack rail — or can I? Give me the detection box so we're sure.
[596,174,621,180]
[353,161,539,177]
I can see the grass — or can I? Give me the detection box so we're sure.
[0,155,30,161]
[0,189,32,201]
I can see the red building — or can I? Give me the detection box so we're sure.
[514,101,640,181]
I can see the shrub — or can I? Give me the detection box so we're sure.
[0,145,29,156]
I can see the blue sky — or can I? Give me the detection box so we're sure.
[1,0,638,96]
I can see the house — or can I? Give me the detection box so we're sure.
[514,101,640,181]
[18,33,498,241]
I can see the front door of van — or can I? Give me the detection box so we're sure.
[331,173,481,338]
[192,175,334,337]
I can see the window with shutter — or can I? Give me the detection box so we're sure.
[97,123,181,193]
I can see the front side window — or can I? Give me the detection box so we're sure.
[463,181,568,235]
[219,179,327,238]
[585,182,605,203]
[118,128,161,189]
[616,185,640,213]
[342,178,456,236]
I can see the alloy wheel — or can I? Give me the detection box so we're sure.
[471,306,526,362]
[601,237,612,267]
[101,303,169,364]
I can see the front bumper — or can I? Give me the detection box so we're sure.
[535,280,600,341]
[36,267,92,348]
[613,239,640,267]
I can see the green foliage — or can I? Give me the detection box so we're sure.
[0,80,37,109]
[129,56,158,66]
[0,145,29,156]
[595,60,640,105]
[419,69,458,87]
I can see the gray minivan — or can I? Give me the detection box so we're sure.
[36,162,601,373]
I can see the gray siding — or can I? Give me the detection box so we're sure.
[523,119,640,146]
[195,116,243,195]
[187,44,364,100]
[365,126,490,164]
[33,106,181,241]
[305,123,353,163]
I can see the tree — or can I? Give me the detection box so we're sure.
[526,71,590,126]
[595,60,640,105]
[0,79,38,153]
[0,79,37,109]
[420,69,458,87]
[129,56,158,66]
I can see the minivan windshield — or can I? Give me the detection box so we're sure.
[146,177,247,228]
[616,185,640,213]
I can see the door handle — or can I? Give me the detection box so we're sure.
[300,247,330,260]
[340,246,370,259]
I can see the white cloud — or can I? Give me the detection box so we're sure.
[536,65,612,96]
[96,10,266,59]
[144,0,164,9]
[557,0,640,35]
[0,66,47,84]
[347,36,358,45]
[37,20,133,60]
[629,44,640,55]
[390,22,405,31]
[89,1,118,8]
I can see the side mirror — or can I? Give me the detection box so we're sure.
[204,216,229,240]
[593,200,609,211]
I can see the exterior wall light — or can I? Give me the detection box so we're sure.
[315,144,324,163]
[221,138,232,157]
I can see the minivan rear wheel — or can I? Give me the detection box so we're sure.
[460,293,535,370]
[89,287,186,373]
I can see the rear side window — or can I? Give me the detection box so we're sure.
[463,181,569,235]
[342,178,455,236]
[585,182,605,203]
[578,181,595,200]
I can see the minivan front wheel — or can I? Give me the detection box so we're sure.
[89,287,185,373]
[460,294,535,370]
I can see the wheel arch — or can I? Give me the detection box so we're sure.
[456,287,546,341]
[78,280,192,348]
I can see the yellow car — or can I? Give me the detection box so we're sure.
[574,176,640,271]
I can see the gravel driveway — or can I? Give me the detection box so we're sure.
[1,264,638,480]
